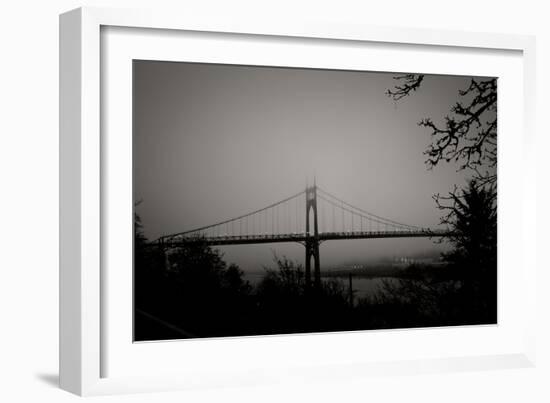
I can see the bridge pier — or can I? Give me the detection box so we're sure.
[305,244,311,288]
[305,240,320,289]
[159,237,170,272]
[153,184,449,293]
[305,181,321,290]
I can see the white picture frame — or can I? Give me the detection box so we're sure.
[59,6,537,396]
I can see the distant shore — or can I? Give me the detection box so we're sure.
[322,262,447,279]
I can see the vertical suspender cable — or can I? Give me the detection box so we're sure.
[341,201,345,232]
[296,196,298,234]
[332,203,335,233]
[288,201,291,234]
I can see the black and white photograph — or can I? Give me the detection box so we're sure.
[5,0,550,400]
[133,61,497,341]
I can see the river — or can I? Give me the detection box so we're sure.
[243,272,397,300]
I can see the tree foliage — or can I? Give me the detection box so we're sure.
[440,182,497,278]
[362,182,497,326]
[385,74,497,324]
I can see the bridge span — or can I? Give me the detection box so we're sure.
[152,181,453,289]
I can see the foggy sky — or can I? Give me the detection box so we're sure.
[133,61,495,272]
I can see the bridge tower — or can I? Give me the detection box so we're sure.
[305,179,321,290]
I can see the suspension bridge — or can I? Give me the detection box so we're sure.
[154,180,453,289]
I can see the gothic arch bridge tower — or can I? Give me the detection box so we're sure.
[305,179,321,290]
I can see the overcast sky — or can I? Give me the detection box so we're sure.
[133,61,495,272]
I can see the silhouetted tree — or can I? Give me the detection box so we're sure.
[367,181,497,326]
[133,205,255,339]
[223,264,253,296]
[386,75,498,324]
[134,199,151,271]
[258,254,306,298]
[362,276,457,328]
[387,75,497,188]
[134,199,146,245]
[253,254,351,334]
[440,181,497,321]
[134,201,162,283]
[439,181,497,271]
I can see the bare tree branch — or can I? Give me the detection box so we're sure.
[386,74,425,100]
[387,76,497,190]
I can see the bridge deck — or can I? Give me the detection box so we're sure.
[158,230,453,247]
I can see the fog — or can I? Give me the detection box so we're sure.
[133,61,494,272]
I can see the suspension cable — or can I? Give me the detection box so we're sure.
[317,186,420,230]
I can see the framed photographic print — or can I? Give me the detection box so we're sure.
[60,7,537,396]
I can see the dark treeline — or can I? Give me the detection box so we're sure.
[134,181,496,341]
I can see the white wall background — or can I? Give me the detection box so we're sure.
[0,0,548,401]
